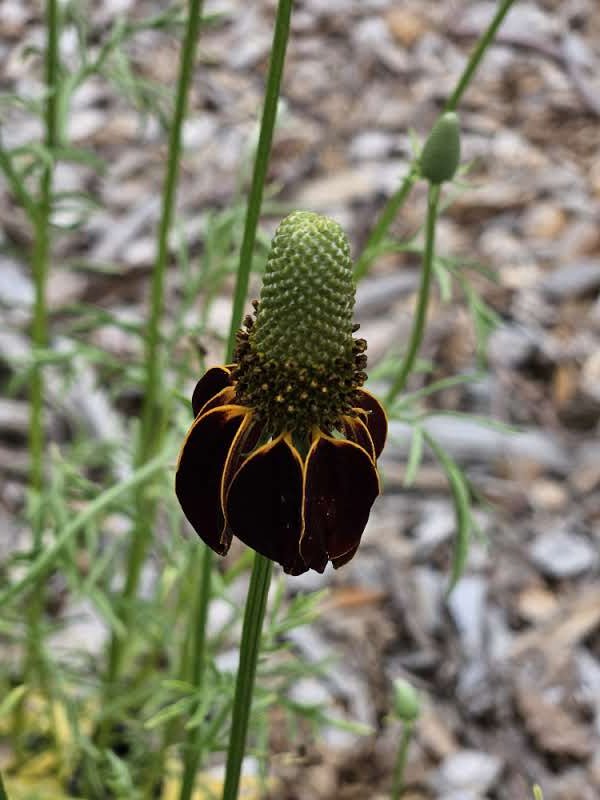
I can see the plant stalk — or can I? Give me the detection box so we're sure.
[354,0,516,283]
[177,2,292,794]
[226,0,293,356]
[17,0,60,758]
[445,0,517,111]
[353,167,417,282]
[30,0,58,530]
[386,184,440,404]
[178,543,214,800]
[391,722,414,800]
[104,0,205,695]
[222,555,272,800]
[0,769,8,800]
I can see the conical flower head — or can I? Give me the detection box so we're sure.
[176,210,388,575]
[253,211,355,368]
[234,211,367,438]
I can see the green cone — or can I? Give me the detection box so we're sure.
[253,211,355,368]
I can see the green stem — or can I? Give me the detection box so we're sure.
[354,0,516,283]
[445,0,517,112]
[179,2,292,793]
[178,544,214,800]
[18,0,60,759]
[104,0,205,695]
[391,722,414,800]
[353,167,418,282]
[226,0,293,355]
[0,769,8,800]
[386,184,440,404]
[222,555,272,800]
[30,0,58,529]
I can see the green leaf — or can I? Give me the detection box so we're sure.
[0,684,28,718]
[432,256,453,303]
[404,426,423,487]
[423,433,472,594]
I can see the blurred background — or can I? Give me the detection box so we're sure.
[1,1,600,798]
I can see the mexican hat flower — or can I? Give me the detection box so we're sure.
[175,211,387,575]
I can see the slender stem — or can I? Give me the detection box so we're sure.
[386,184,440,404]
[0,769,8,800]
[391,722,414,800]
[137,0,205,464]
[104,0,205,695]
[354,0,516,283]
[30,0,59,528]
[222,555,272,800]
[178,544,214,800]
[353,167,417,282]
[18,0,60,758]
[179,3,292,794]
[226,0,293,355]
[445,0,517,112]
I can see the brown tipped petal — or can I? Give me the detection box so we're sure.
[191,366,233,417]
[198,385,237,416]
[225,436,308,575]
[354,388,388,459]
[341,415,376,462]
[302,434,380,567]
[331,543,359,570]
[175,405,247,554]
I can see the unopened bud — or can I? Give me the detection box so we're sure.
[393,678,420,723]
[420,112,461,185]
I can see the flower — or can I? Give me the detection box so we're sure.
[175,211,387,575]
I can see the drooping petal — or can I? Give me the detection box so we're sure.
[198,385,237,416]
[331,543,359,570]
[301,432,380,568]
[220,414,263,507]
[225,435,308,575]
[354,388,388,459]
[341,415,376,462]
[191,366,233,417]
[175,405,247,554]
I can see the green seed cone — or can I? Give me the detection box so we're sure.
[253,211,355,368]
[233,211,366,437]
[420,112,461,185]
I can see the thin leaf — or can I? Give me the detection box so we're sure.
[404,426,423,487]
[423,432,472,594]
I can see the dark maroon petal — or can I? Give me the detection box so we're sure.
[221,415,263,503]
[191,366,233,417]
[225,436,308,575]
[302,433,380,567]
[341,415,376,462]
[175,405,247,554]
[331,543,359,569]
[353,388,388,459]
[198,385,236,416]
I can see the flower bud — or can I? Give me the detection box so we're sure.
[419,112,461,185]
[393,679,420,723]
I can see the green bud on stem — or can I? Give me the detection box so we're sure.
[393,678,421,723]
[419,112,461,185]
